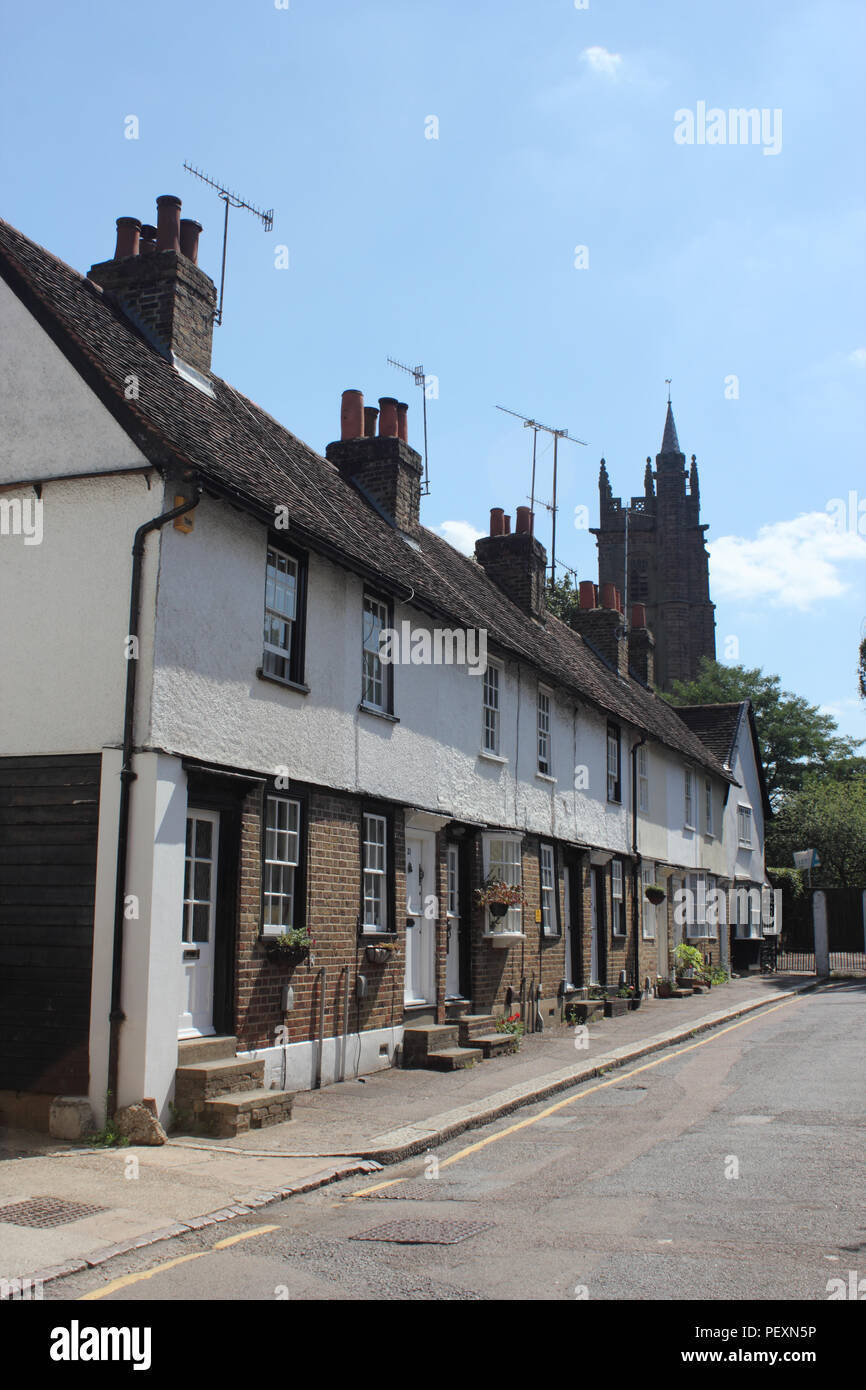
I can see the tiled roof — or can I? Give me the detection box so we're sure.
[673,703,745,768]
[0,216,734,783]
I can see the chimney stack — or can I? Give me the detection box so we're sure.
[326,389,423,534]
[88,195,216,373]
[474,504,547,619]
[568,581,629,676]
[627,605,656,686]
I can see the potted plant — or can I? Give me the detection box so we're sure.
[617,983,643,1010]
[644,883,666,906]
[365,940,397,965]
[494,1013,525,1050]
[673,941,704,986]
[264,927,313,963]
[655,976,674,999]
[476,875,527,943]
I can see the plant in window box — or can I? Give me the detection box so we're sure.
[616,983,643,1010]
[264,928,313,963]
[365,940,397,965]
[475,876,527,920]
[644,883,666,906]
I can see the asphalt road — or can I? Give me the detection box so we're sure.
[52,983,866,1302]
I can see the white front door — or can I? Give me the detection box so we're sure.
[590,868,600,986]
[178,809,219,1037]
[445,843,463,999]
[405,830,435,1005]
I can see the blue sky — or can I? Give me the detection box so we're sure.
[2,0,864,740]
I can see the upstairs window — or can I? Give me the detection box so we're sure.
[607,723,621,803]
[684,768,695,829]
[263,546,306,684]
[738,805,753,848]
[482,664,501,755]
[638,745,649,813]
[539,843,558,936]
[537,688,551,775]
[362,592,392,713]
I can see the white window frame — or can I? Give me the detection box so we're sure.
[737,804,753,848]
[184,810,219,945]
[262,796,301,936]
[705,778,714,837]
[362,593,390,712]
[482,662,501,756]
[641,859,656,940]
[362,812,388,933]
[446,843,460,920]
[537,687,552,776]
[263,547,298,681]
[607,724,621,803]
[611,859,626,936]
[685,872,704,938]
[540,843,557,937]
[481,833,523,936]
[638,745,649,813]
[684,768,695,829]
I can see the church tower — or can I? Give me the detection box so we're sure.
[590,402,715,691]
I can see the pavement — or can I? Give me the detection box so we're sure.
[0,972,818,1290]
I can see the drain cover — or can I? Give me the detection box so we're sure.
[0,1196,106,1228]
[358,1182,473,1202]
[351,1219,493,1245]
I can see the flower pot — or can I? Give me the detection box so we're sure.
[265,945,308,965]
[365,945,393,965]
[645,887,666,906]
[604,997,629,1018]
[488,901,510,919]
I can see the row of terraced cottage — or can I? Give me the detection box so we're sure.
[0,195,772,1139]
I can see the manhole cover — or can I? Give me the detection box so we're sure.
[350,1219,493,1245]
[358,1183,474,1202]
[0,1196,107,1228]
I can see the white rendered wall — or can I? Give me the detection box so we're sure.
[0,471,164,756]
[0,276,148,484]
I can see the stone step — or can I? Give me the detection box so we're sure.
[471,1032,520,1058]
[177,1035,238,1065]
[402,1024,460,1064]
[457,1014,498,1045]
[201,1088,295,1139]
[424,1047,483,1071]
[670,987,694,998]
[175,1057,265,1105]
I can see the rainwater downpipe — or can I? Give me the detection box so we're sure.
[107,488,202,1116]
[630,731,648,991]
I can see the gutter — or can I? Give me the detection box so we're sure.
[107,488,202,1116]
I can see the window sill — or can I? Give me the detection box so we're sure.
[361,930,396,939]
[256,668,310,695]
[358,703,400,724]
[684,824,696,833]
[535,771,557,784]
[478,750,508,764]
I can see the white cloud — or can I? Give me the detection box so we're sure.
[437,520,484,555]
[709,511,866,610]
[849,347,866,367]
[580,46,623,78]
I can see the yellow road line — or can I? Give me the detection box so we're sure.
[79,1224,280,1299]
[347,997,798,1195]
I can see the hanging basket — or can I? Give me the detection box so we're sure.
[645,885,666,906]
[488,901,510,920]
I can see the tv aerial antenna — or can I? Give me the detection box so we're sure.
[183,163,274,326]
[496,405,587,585]
[387,358,432,495]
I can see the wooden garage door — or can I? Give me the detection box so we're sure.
[0,755,100,1093]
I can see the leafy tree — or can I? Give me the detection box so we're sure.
[768,773,866,887]
[665,658,862,807]
[859,626,866,700]
[546,572,581,625]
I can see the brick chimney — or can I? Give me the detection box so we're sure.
[474,505,547,619]
[569,580,629,676]
[627,603,656,686]
[88,195,216,373]
[326,390,423,533]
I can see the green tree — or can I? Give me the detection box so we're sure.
[768,773,866,887]
[859,625,866,700]
[665,658,862,807]
[546,572,581,625]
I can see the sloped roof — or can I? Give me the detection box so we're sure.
[675,701,771,813]
[660,401,681,454]
[0,215,734,783]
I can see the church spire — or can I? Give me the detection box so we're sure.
[661,401,680,454]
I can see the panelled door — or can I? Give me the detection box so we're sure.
[178,809,220,1037]
[405,830,435,1006]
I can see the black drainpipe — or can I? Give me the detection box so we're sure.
[107,488,202,1116]
[630,732,648,990]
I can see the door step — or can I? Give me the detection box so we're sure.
[469,1033,519,1059]
[174,1038,293,1138]
[177,1035,238,1065]
[457,1014,498,1046]
[425,1046,483,1071]
[199,1088,294,1138]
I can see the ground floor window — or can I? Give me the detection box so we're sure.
[262,795,302,935]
